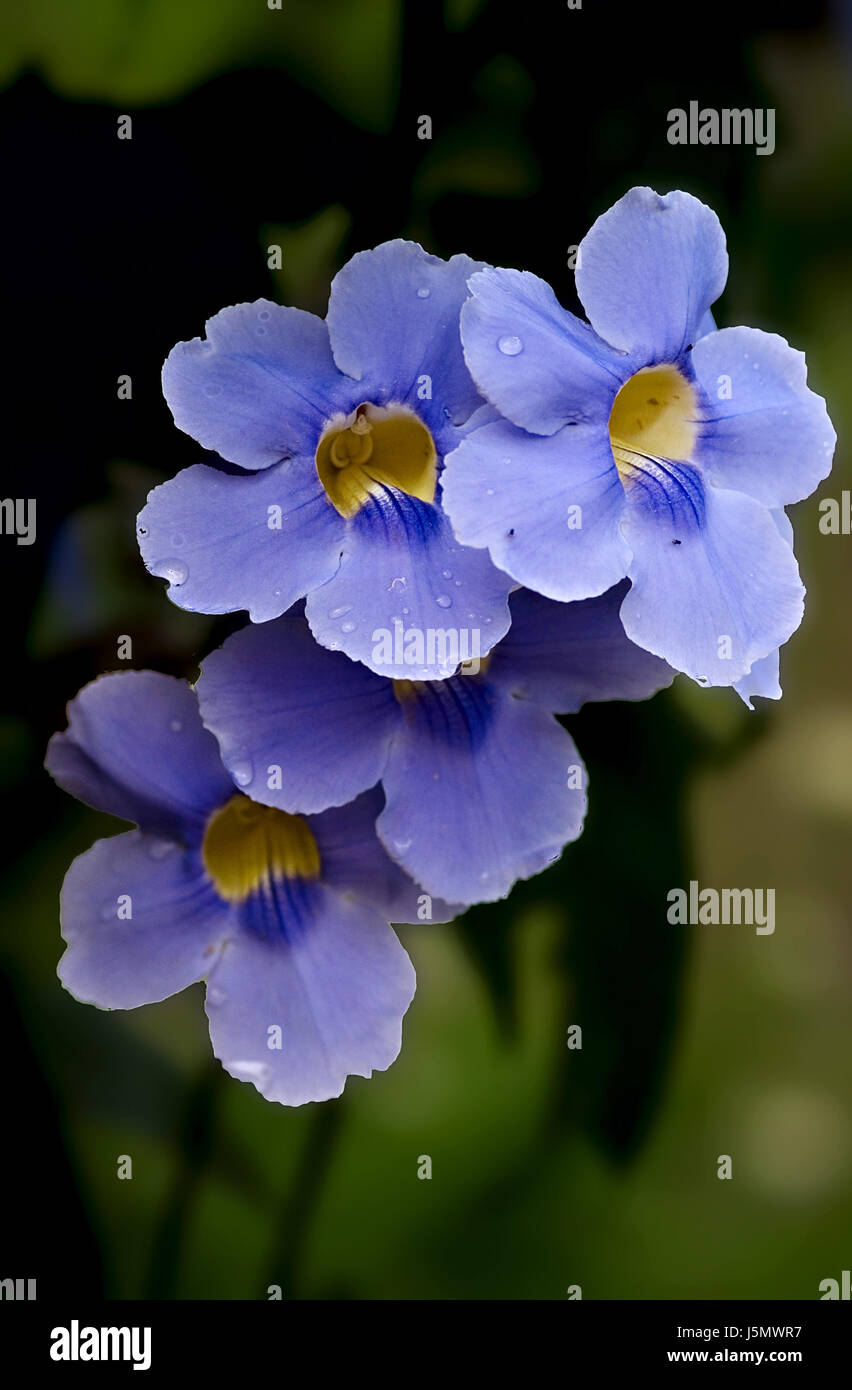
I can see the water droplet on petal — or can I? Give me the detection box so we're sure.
[498,334,523,356]
[394,837,412,852]
[436,594,452,609]
[416,287,431,299]
[401,606,410,616]
[207,985,227,1006]
[441,569,452,580]
[485,487,495,496]
[328,604,353,619]
[160,558,189,587]
[230,759,254,788]
[229,1059,269,1082]
[389,577,407,593]
[148,838,176,860]
[341,620,356,633]
[258,308,271,321]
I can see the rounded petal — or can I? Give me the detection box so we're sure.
[306,488,513,679]
[378,678,587,903]
[620,469,804,685]
[691,326,835,507]
[137,460,344,622]
[326,240,484,435]
[196,610,400,812]
[45,671,235,839]
[442,417,630,602]
[576,187,728,360]
[460,266,624,435]
[162,300,350,469]
[309,787,460,925]
[488,582,675,711]
[58,832,232,1009]
[205,887,415,1106]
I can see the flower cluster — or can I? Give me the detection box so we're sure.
[48,187,833,1104]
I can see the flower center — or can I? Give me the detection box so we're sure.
[316,402,438,518]
[202,795,320,902]
[608,365,697,479]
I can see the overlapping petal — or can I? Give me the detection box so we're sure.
[378,676,586,903]
[196,609,399,811]
[305,487,513,678]
[488,583,675,710]
[460,266,623,435]
[441,417,630,602]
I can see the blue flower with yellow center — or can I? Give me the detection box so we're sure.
[194,583,674,905]
[137,240,513,680]
[441,187,836,690]
[46,671,458,1106]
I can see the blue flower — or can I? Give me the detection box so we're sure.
[194,584,674,905]
[442,187,835,689]
[137,240,513,679]
[45,671,457,1105]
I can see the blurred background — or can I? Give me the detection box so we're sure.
[1,0,850,1299]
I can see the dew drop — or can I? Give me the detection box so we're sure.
[498,334,523,356]
[436,594,452,609]
[394,837,412,852]
[230,1059,269,1082]
[454,579,462,587]
[148,838,176,860]
[485,487,495,496]
[401,606,410,616]
[207,985,227,1007]
[258,308,271,321]
[441,569,453,580]
[341,620,356,633]
[389,577,407,593]
[328,604,353,619]
[230,759,254,788]
[160,558,189,587]
[416,287,431,299]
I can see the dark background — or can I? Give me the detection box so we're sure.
[1,0,850,1298]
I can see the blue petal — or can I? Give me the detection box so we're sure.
[205,885,415,1105]
[58,832,232,1009]
[326,240,484,440]
[196,610,400,812]
[137,459,344,622]
[488,582,675,711]
[162,300,352,469]
[308,788,461,925]
[734,649,781,709]
[575,187,728,360]
[691,327,835,507]
[377,676,587,903]
[733,509,793,708]
[46,671,235,839]
[460,266,624,435]
[442,416,630,602]
[619,466,804,685]
[306,487,513,679]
